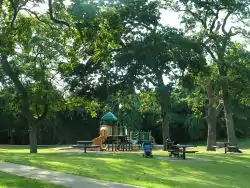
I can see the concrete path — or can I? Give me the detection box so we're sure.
[0,162,142,188]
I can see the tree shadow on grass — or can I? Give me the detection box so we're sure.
[0,171,64,188]
[92,154,247,188]
[197,151,250,165]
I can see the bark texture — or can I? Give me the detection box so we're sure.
[206,81,217,151]
[222,84,237,145]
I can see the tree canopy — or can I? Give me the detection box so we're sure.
[0,0,250,152]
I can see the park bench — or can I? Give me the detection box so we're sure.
[213,142,242,153]
[73,141,100,153]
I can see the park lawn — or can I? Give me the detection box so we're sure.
[0,171,65,188]
[0,146,250,188]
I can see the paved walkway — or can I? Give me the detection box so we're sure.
[0,162,142,188]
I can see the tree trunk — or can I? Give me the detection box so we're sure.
[29,124,38,154]
[156,81,170,151]
[161,103,169,150]
[221,84,237,145]
[217,52,237,145]
[206,81,217,151]
[8,125,15,145]
[206,113,217,151]
[10,129,15,145]
[155,74,171,150]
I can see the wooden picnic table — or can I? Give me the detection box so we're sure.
[173,144,197,160]
[76,141,98,153]
[213,142,230,154]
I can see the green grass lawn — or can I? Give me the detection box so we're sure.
[0,171,65,188]
[0,144,250,188]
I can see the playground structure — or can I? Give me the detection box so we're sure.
[130,130,152,144]
[91,112,154,151]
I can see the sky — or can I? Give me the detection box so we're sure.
[160,9,182,29]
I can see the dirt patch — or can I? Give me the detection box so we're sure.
[63,151,108,155]
[156,156,214,162]
[207,152,245,156]
[63,151,142,155]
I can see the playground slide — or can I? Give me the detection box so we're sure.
[92,136,107,150]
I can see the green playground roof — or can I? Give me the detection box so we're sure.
[101,112,118,121]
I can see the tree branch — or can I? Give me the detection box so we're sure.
[48,0,70,27]
[146,77,157,86]
[75,22,84,40]
[228,27,247,37]
[1,55,27,96]
[222,12,232,35]
[215,101,223,117]
[186,9,207,29]
[22,8,55,30]
[203,44,217,60]
[209,9,220,33]
[19,0,29,9]
[35,104,40,118]
[206,80,214,104]
[126,20,154,32]
[169,6,207,29]
[9,0,29,28]
[9,0,18,28]
[1,55,34,121]
[140,22,154,31]
[37,102,49,122]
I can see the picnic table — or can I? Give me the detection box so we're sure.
[74,141,100,153]
[213,142,241,153]
[213,142,229,153]
[173,144,197,160]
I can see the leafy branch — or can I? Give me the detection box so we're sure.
[21,8,56,30]
[48,0,70,27]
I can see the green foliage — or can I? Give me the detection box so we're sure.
[101,90,161,130]
[226,43,250,104]
[65,97,100,118]
[184,114,206,140]
[170,88,206,140]
[139,91,161,114]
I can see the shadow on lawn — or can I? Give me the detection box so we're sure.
[0,171,64,188]
[0,151,249,188]
[197,151,250,165]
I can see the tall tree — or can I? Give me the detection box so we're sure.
[114,26,205,148]
[183,67,223,150]
[166,0,250,145]
[62,0,161,101]
[0,0,72,153]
